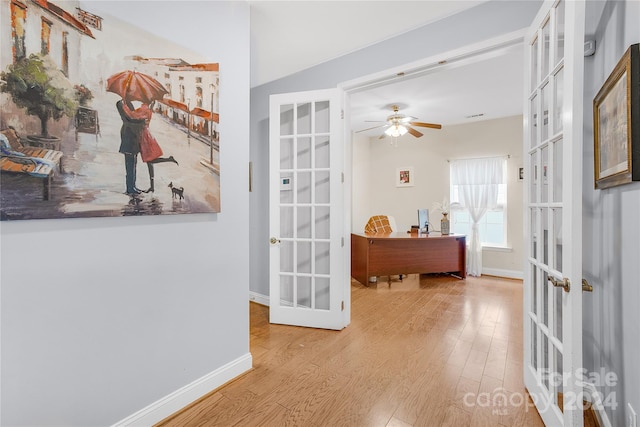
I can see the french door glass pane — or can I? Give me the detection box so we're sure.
[297,103,311,134]
[531,37,539,91]
[297,241,311,274]
[553,68,564,134]
[554,282,564,340]
[554,345,564,410]
[554,0,565,66]
[531,208,538,257]
[553,138,563,202]
[280,206,293,238]
[281,138,293,169]
[542,270,549,327]
[315,242,330,275]
[542,334,550,392]
[315,206,330,239]
[315,136,330,168]
[542,207,549,265]
[542,18,551,78]
[531,264,538,314]
[297,172,311,203]
[541,145,549,203]
[297,206,311,238]
[315,101,330,133]
[530,152,538,201]
[280,275,293,306]
[532,318,539,370]
[541,83,550,141]
[280,241,293,273]
[297,137,311,169]
[553,208,563,271]
[530,95,538,149]
[297,276,312,308]
[280,104,294,135]
[315,277,330,310]
[315,171,330,204]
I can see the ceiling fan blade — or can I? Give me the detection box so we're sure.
[406,126,423,138]
[364,120,386,123]
[410,121,442,129]
[356,124,388,133]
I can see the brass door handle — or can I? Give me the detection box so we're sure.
[270,237,280,245]
[582,279,593,292]
[548,275,570,293]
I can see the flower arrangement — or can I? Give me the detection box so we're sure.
[432,198,450,216]
[74,84,94,106]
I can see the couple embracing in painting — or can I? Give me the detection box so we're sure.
[116,98,178,196]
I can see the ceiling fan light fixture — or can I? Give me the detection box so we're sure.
[385,123,408,137]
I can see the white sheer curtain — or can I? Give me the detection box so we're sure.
[451,157,505,276]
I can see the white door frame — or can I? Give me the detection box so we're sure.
[265,28,537,332]
[337,28,528,299]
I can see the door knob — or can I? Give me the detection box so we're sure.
[548,275,570,293]
[582,279,593,292]
[270,237,280,245]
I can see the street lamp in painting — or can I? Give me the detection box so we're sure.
[186,98,191,144]
[209,83,215,165]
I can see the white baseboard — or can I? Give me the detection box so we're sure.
[249,291,269,306]
[112,353,252,427]
[583,381,613,427]
[482,268,523,280]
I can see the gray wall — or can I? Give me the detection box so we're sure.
[249,0,542,297]
[1,2,250,425]
[583,1,640,425]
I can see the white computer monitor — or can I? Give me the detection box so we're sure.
[418,208,429,233]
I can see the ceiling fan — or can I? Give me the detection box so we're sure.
[357,104,442,139]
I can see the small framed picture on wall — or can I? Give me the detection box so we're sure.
[396,167,414,187]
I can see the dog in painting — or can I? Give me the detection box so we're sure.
[168,182,184,200]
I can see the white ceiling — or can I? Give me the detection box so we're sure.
[249,1,524,135]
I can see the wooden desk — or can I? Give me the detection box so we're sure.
[351,232,466,285]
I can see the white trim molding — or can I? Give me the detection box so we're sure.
[582,381,613,427]
[112,353,252,427]
[482,268,523,280]
[249,291,269,306]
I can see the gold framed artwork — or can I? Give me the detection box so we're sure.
[396,167,414,187]
[593,43,640,189]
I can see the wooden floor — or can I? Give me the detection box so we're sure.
[157,274,545,427]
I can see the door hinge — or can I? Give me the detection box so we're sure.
[341,109,344,119]
[341,237,344,247]
[341,300,344,311]
[341,172,344,183]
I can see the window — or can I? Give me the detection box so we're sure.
[195,77,202,83]
[61,32,68,76]
[41,18,52,55]
[11,1,27,62]
[450,157,507,247]
[196,86,203,108]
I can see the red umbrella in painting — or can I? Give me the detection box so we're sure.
[106,70,168,104]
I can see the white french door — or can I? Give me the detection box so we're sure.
[523,1,585,426]
[269,89,347,330]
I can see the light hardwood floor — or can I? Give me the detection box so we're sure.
[157,274,545,427]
